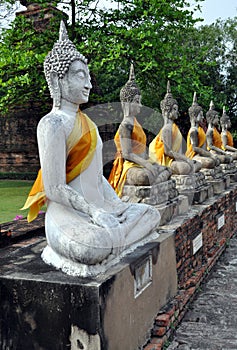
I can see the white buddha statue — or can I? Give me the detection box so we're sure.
[22,21,160,276]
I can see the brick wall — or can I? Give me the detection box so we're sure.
[144,184,237,350]
[0,112,42,173]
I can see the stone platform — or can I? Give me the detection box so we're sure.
[122,180,189,225]
[0,231,177,350]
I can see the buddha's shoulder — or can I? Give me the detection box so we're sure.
[37,111,66,132]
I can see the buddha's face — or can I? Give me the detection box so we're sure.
[169,104,179,120]
[60,60,92,105]
[197,110,204,123]
[130,94,141,116]
[213,113,219,127]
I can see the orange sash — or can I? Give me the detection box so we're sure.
[186,126,206,159]
[212,127,222,149]
[108,118,146,196]
[21,111,97,222]
[149,123,182,166]
[222,130,234,150]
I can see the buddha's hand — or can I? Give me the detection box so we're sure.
[211,155,220,166]
[145,162,160,177]
[91,208,126,228]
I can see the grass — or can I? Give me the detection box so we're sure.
[0,180,34,224]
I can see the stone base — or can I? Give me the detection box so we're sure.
[208,178,225,194]
[0,234,177,350]
[171,172,212,204]
[122,179,178,206]
[155,195,189,225]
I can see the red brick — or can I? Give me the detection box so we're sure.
[143,344,161,350]
[153,326,166,337]
[155,313,170,327]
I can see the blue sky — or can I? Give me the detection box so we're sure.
[194,0,237,24]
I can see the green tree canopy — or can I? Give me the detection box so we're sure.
[0,0,236,136]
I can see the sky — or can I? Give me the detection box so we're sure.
[192,0,237,25]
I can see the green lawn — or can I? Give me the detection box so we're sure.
[0,180,34,224]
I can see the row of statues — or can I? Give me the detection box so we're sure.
[22,21,237,277]
[109,66,236,196]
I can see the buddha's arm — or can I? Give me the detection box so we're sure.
[190,130,214,158]
[119,123,155,173]
[37,117,96,216]
[206,129,227,155]
[162,127,191,163]
[222,133,237,152]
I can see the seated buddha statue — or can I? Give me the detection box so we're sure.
[206,101,232,164]
[108,64,171,197]
[186,92,219,168]
[220,107,237,160]
[22,22,161,276]
[149,82,202,174]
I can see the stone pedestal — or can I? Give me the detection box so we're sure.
[0,233,177,350]
[171,172,213,204]
[200,165,229,194]
[122,180,188,225]
[221,162,237,183]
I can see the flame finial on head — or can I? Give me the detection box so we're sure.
[120,63,141,103]
[188,92,202,119]
[129,63,135,82]
[59,20,69,42]
[209,100,215,110]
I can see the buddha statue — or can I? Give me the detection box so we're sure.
[220,107,237,160]
[186,92,219,168]
[108,64,171,197]
[149,82,202,175]
[22,22,161,276]
[206,101,232,164]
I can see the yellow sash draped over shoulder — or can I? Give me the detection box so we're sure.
[186,126,206,159]
[108,118,146,197]
[21,111,97,222]
[222,130,234,150]
[149,123,182,166]
[207,127,222,150]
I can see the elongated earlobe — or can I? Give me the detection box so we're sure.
[50,71,61,108]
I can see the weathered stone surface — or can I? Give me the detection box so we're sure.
[0,232,177,350]
[167,235,237,350]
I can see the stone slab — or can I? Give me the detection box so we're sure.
[0,232,177,350]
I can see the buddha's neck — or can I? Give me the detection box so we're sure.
[59,99,79,115]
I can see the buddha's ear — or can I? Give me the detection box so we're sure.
[50,71,60,92]
[50,71,61,108]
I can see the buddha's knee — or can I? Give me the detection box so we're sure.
[171,161,191,175]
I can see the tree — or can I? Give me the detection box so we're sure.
[1,0,229,122]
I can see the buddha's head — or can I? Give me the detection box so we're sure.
[188,92,203,124]
[220,106,231,130]
[160,81,178,120]
[44,21,92,108]
[120,64,141,116]
[206,101,219,127]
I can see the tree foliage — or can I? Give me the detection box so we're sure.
[0,0,236,135]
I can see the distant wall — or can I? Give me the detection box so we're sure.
[0,111,42,174]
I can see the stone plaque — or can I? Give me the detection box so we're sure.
[192,232,203,255]
[217,213,225,230]
[134,254,152,298]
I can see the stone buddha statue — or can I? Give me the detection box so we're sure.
[149,82,202,175]
[186,92,219,168]
[22,22,161,277]
[108,64,171,197]
[206,101,232,164]
[220,107,237,160]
